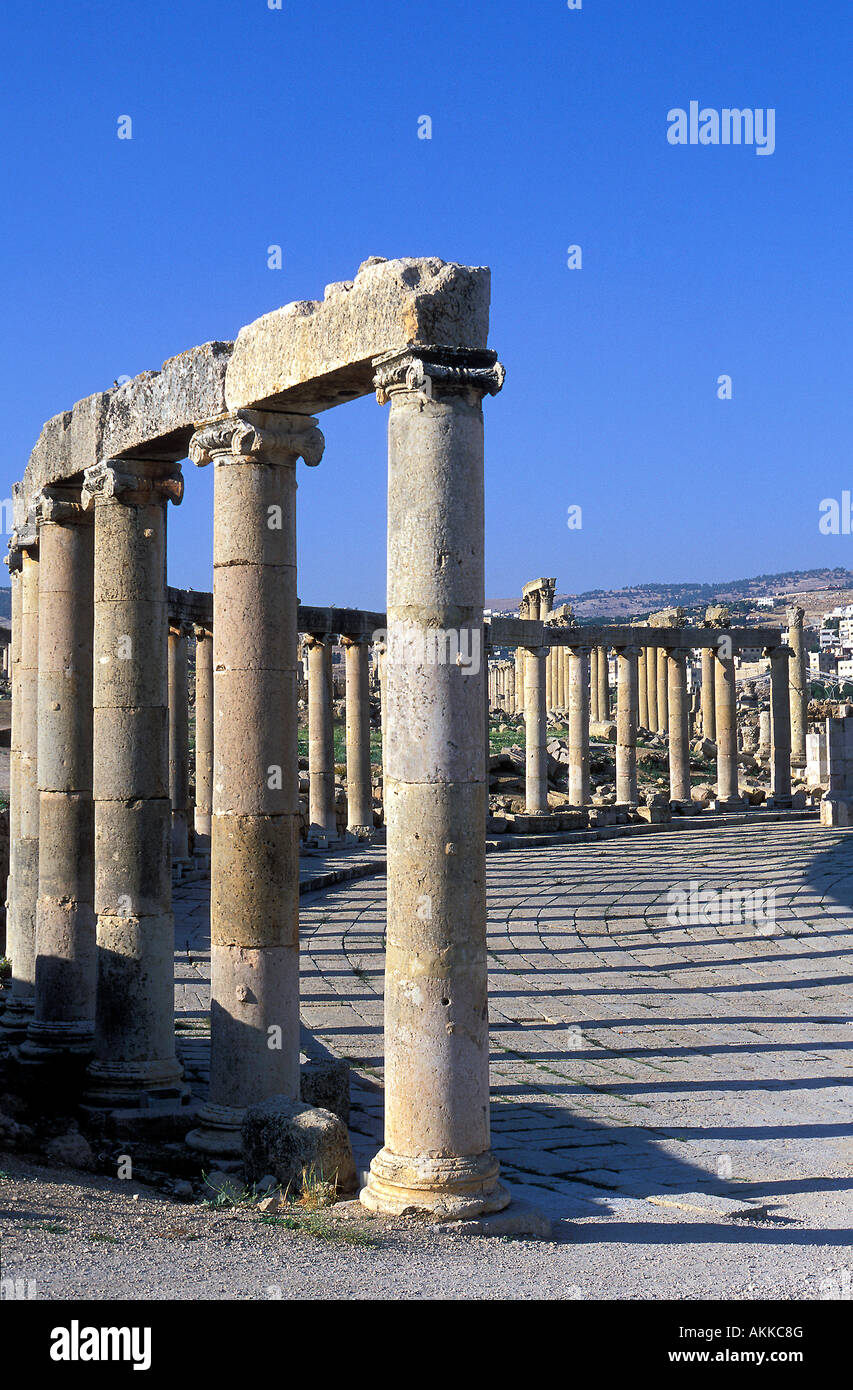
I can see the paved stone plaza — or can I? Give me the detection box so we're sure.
[177,820,853,1227]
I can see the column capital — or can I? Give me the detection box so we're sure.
[340,632,372,648]
[5,523,39,570]
[168,619,193,639]
[32,485,90,526]
[372,345,505,405]
[304,630,335,648]
[614,643,641,656]
[523,644,549,658]
[81,459,183,509]
[194,623,212,641]
[189,409,324,469]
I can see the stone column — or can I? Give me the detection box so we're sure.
[615,646,639,805]
[701,647,716,741]
[186,411,324,1157]
[568,646,590,807]
[306,632,339,843]
[2,549,22,1003]
[0,529,39,1041]
[667,647,692,806]
[768,647,792,807]
[507,660,516,715]
[656,647,668,734]
[646,645,658,731]
[598,646,610,719]
[638,647,648,729]
[343,634,373,836]
[759,709,771,762]
[820,714,852,825]
[515,648,524,722]
[80,459,186,1114]
[714,649,744,810]
[194,624,213,844]
[20,490,95,1065]
[363,344,508,1219]
[524,645,548,815]
[168,620,190,861]
[589,646,600,722]
[787,605,808,769]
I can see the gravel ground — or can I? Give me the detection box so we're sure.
[1,1152,850,1301]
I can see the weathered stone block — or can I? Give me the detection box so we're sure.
[300,1058,350,1125]
[241,1096,356,1192]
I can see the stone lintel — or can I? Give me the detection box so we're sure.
[225,257,491,414]
[298,606,385,639]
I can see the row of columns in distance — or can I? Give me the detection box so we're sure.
[498,640,793,813]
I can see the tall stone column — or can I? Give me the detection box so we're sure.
[615,646,639,805]
[638,647,648,729]
[0,529,39,1041]
[646,645,658,731]
[507,660,516,715]
[667,647,692,806]
[524,645,548,815]
[306,632,339,842]
[701,647,716,741]
[656,647,668,734]
[568,646,590,807]
[186,411,324,1157]
[714,650,744,810]
[363,344,508,1219]
[168,620,191,861]
[515,648,524,722]
[759,709,771,762]
[598,646,610,719]
[80,459,186,1114]
[21,490,95,1065]
[2,550,22,1005]
[787,605,808,769]
[768,646,792,807]
[343,634,373,836]
[590,646,600,722]
[194,624,213,844]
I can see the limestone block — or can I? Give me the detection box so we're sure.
[100,343,231,463]
[226,258,492,414]
[241,1096,356,1192]
[300,1058,350,1125]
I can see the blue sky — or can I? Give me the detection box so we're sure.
[3,0,852,609]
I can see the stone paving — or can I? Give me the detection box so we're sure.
[172,823,853,1229]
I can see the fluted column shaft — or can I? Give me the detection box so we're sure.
[363,345,508,1220]
[616,646,639,804]
[344,635,373,834]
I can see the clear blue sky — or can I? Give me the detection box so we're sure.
[3,0,852,609]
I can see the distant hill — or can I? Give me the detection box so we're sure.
[0,588,9,620]
[488,567,853,624]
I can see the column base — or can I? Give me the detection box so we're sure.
[345,824,375,842]
[820,796,853,827]
[360,1147,511,1220]
[81,1058,189,1116]
[767,793,792,810]
[713,795,747,813]
[185,1101,245,1168]
[18,1018,94,1060]
[0,999,35,1044]
[670,799,701,815]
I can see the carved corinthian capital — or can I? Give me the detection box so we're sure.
[81,460,184,510]
[32,486,89,526]
[189,410,325,469]
[372,345,506,405]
